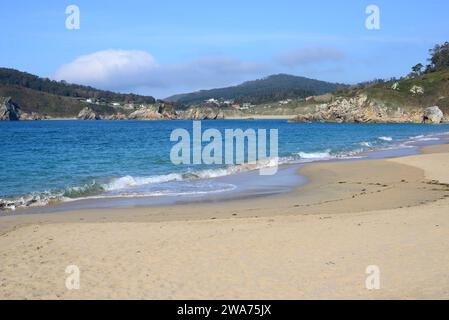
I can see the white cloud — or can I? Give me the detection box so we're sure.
[54,49,158,90]
[53,50,267,97]
[276,46,345,67]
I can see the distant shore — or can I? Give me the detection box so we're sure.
[1,143,449,299]
[10,115,297,121]
[223,115,297,120]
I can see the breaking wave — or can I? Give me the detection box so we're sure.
[297,150,332,160]
[2,130,448,212]
[360,141,372,147]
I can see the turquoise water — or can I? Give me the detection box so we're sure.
[1,120,449,210]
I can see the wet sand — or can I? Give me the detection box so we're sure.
[1,144,449,299]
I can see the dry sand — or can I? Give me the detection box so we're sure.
[1,144,449,299]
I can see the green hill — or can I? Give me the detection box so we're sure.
[0,68,156,117]
[217,71,449,120]
[231,42,449,120]
[356,70,449,115]
[166,74,346,105]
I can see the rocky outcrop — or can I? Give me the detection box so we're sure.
[105,113,127,120]
[290,94,431,124]
[423,106,444,124]
[1,196,39,211]
[77,107,101,120]
[128,103,177,120]
[182,105,225,120]
[158,103,177,119]
[410,85,424,95]
[0,97,21,120]
[128,105,162,120]
[20,112,46,120]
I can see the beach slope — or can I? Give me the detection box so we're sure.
[1,145,449,299]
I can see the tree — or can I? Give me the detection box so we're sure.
[411,63,424,77]
[427,42,449,72]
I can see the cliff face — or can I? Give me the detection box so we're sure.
[0,96,227,121]
[127,103,177,120]
[290,94,445,124]
[77,107,101,120]
[1,96,47,120]
[0,97,21,120]
[181,105,225,120]
[423,106,444,123]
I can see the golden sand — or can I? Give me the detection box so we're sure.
[1,144,449,299]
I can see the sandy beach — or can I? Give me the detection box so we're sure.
[1,144,449,299]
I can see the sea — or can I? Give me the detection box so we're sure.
[1,120,449,212]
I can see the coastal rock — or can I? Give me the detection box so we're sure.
[127,103,177,120]
[291,94,384,123]
[290,94,424,124]
[0,195,53,211]
[423,106,444,124]
[158,103,177,119]
[182,105,225,120]
[20,112,45,120]
[77,107,101,120]
[105,113,127,120]
[128,105,162,120]
[0,97,21,121]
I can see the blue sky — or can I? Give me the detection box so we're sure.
[1,0,449,98]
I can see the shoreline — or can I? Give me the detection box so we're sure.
[11,116,298,121]
[1,143,449,299]
[2,129,447,215]
[0,140,448,227]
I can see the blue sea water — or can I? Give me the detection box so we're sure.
[1,120,449,210]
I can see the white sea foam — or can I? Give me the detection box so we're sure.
[64,183,237,201]
[378,136,393,141]
[1,159,285,211]
[297,150,332,160]
[102,173,184,191]
[360,141,372,147]
[417,137,440,142]
[405,133,442,145]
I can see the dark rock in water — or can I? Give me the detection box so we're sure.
[182,105,225,120]
[77,107,101,120]
[0,97,21,121]
[423,106,444,124]
[0,194,57,211]
[0,198,19,211]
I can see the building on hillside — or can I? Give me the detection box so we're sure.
[206,98,219,105]
[306,96,315,102]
